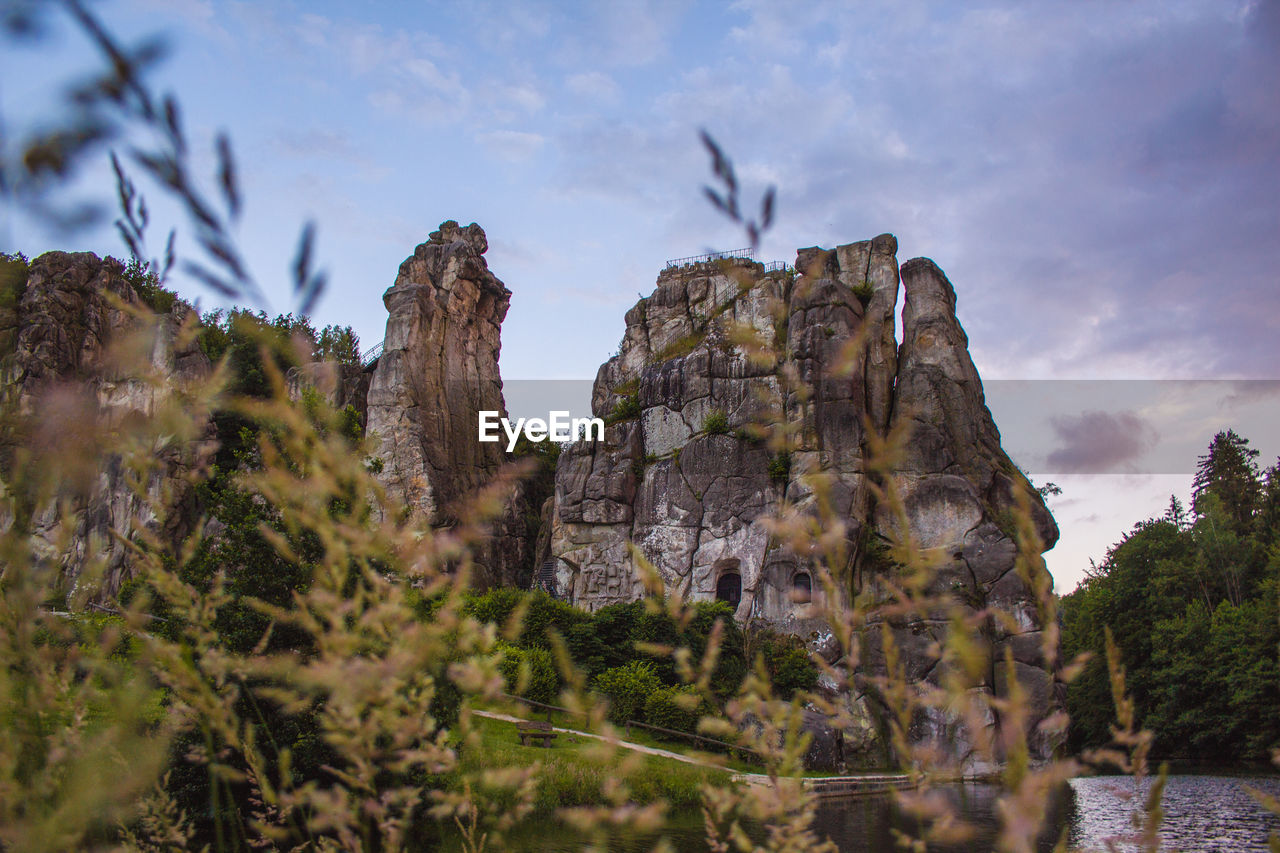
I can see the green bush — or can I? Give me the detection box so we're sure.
[851,280,875,306]
[593,660,661,725]
[497,642,561,705]
[429,675,463,731]
[703,409,729,435]
[589,600,644,672]
[632,607,682,683]
[757,630,818,700]
[688,600,748,700]
[605,392,642,425]
[768,450,791,483]
[563,619,610,678]
[644,684,708,735]
[520,590,589,648]
[122,257,185,315]
[464,587,526,630]
[0,251,29,309]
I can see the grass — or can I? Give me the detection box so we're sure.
[603,392,642,425]
[455,713,729,811]
[652,331,704,363]
[480,703,890,778]
[703,409,730,435]
[612,377,640,397]
[851,280,875,306]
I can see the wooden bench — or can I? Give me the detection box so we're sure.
[516,720,558,748]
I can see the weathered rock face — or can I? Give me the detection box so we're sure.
[1,252,210,602]
[550,238,1062,769]
[365,221,532,585]
[367,221,510,523]
[7,225,538,598]
[5,252,137,384]
[876,257,1062,767]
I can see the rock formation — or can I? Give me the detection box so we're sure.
[3,223,538,599]
[549,237,1062,770]
[0,251,210,601]
[364,221,532,585]
[2,229,1064,770]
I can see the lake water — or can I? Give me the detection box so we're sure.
[1067,773,1280,852]
[488,772,1280,852]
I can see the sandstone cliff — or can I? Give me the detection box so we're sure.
[0,251,210,602]
[5,223,538,600]
[364,221,532,585]
[549,237,1062,769]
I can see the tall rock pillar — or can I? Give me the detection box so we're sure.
[366,221,511,526]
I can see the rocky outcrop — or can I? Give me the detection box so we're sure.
[549,238,1062,770]
[287,360,374,428]
[0,252,210,602]
[365,221,531,585]
[875,257,1062,766]
[366,221,509,522]
[6,224,540,599]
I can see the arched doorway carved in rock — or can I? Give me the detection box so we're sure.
[713,558,742,607]
[791,571,812,604]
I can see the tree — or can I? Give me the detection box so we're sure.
[1258,459,1280,547]
[316,323,361,365]
[1192,429,1261,533]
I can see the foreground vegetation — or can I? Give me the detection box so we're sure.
[1062,430,1280,761]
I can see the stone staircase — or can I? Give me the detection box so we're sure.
[534,559,558,597]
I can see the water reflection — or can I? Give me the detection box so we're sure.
[1069,774,1280,853]
[481,774,1280,852]
[811,781,1070,852]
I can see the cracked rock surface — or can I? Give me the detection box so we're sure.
[365,221,532,586]
[550,238,1063,769]
[1,251,210,602]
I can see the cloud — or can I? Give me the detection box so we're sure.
[478,130,546,162]
[500,83,545,115]
[704,0,1280,381]
[118,0,1280,389]
[565,71,620,103]
[1218,379,1280,407]
[1047,410,1159,474]
[582,0,682,66]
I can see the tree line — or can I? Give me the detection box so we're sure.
[1060,429,1280,761]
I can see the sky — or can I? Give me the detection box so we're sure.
[3,0,1278,593]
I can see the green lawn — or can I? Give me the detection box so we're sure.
[491,704,764,774]
[454,713,730,812]
[482,703,895,778]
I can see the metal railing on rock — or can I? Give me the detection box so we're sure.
[361,341,383,367]
[665,248,754,268]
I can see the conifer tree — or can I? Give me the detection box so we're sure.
[1192,429,1261,532]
